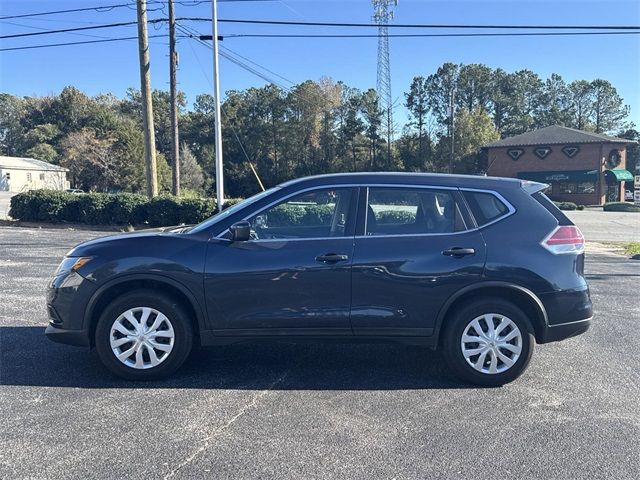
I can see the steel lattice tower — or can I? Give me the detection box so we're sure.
[373,0,397,168]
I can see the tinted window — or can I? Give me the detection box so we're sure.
[366,188,466,236]
[462,191,510,226]
[248,188,352,240]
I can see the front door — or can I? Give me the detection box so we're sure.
[351,186,487,336]
[204,187,357,335]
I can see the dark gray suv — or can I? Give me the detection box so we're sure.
[46,173,592,386]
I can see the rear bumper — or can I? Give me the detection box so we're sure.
[45,324,90,347]
[539,317,591,343]
[538,286,593,344]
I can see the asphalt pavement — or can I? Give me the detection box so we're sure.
[0,192,14,220]
[565,208,639,242]
[0,226,638,479]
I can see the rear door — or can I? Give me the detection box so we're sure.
[350,185,487,336]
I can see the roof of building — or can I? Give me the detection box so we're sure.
[0,156,68,172]
[484,125,633,148]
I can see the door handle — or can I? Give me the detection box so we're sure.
[442,247,475,257]
[316,253,349,263]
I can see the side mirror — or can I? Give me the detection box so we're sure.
[230,221,251,242]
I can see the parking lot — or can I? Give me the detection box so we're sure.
[0,226,638,479]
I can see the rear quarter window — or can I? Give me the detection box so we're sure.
[531,191,572,226]
[462,191,510,226]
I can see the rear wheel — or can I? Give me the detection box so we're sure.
[442,298,535,386]
[95,290,193,380]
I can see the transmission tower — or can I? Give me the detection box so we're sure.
[373,0,397,169]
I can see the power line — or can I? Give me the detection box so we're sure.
[222,31,640,39]
[0,1,275,21]
[176,22,266,191]
[0,20,154,40]
[180,17,640,30]
[0,35,168,52]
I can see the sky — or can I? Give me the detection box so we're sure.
[1,0,639,127]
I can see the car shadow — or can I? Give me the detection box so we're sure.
[0,326,473,390]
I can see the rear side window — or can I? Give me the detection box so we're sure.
[366,187,467,236]
[462,191,510,226]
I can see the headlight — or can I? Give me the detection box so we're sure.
[55,256,93,276]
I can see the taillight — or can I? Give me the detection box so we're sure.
[542,226,585,254]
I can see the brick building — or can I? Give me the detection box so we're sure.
[484,125,634,205]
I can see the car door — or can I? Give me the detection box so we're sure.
[204,186,357,335]
[350,185,487,336]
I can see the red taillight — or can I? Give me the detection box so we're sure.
[542,226,585,254]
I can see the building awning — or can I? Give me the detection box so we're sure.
[604,169,634,183]
[517,170,598,183]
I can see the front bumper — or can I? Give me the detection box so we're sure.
[45,271,96,347]
[45,324,90,347]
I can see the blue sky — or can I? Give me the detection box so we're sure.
[1,0,639,127]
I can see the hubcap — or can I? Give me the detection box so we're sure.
[109,307,175,370]
[460,313,522,375]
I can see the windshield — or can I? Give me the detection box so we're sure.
[188,187,280,234]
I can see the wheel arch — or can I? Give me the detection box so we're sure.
[84,274,206,347]
[434,282,548,344]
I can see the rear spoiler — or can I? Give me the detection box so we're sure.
[520,180,549,195]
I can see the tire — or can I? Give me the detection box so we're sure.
[95,290,194,380]
[442,298,535,386]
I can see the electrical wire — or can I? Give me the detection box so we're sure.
[222,31,640,39]
[0,35,168,52]
[179,17,640,30]
[177,22,266,191]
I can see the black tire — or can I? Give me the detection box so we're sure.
[95,290,194,380]
[442,298,535,387]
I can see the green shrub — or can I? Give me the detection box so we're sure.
[603,202,640,212]
[108,193,148,225]
[9,190,75,222]
[178,197,215,224]
[554,201,578,211]
[376,209,416,224]
[8,189,239,226]
[576,205,585,211]
[266,204,333,227]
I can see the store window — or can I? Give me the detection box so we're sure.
[576,181,596,194]
[558,180,596,194]
[27,173,32,182]
[558,181,576,194]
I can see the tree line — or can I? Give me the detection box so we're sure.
[0,62,636,198]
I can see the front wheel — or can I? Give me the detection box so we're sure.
[95,290,193,380]
[442,298,535,386]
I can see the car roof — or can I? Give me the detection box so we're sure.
[277,172,523,191]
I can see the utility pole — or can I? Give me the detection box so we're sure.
[449,87,455,174]
[211,0,224,211]
[136,0,158,197]
[169,0,180,196]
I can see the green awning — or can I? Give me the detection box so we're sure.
[517,170,598,183]
[604,169,634,182]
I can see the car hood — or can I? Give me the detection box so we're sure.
[66,225,193,257]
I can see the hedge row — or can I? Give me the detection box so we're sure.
[9,190,243,226]
[603,202,640,213]
[554,201,585,211]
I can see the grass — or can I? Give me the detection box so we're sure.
[623,242,640,257]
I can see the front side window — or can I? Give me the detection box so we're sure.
[248,188,352,240]
[366,187,466,236]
